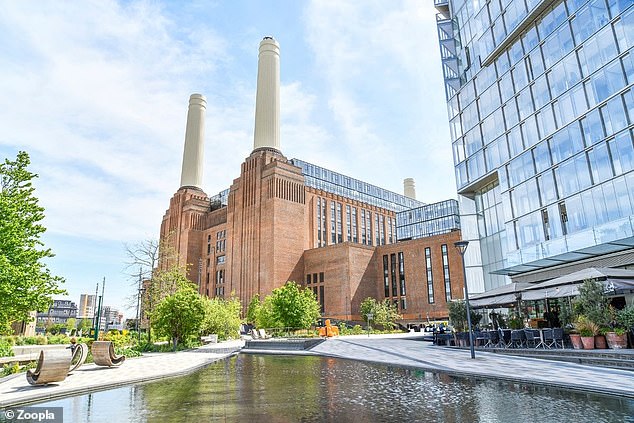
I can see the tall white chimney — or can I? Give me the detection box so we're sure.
[253,37,281,152]
[179,93,206,189]
[404,178,416,200]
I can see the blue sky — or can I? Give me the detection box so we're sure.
[0,0,454,318]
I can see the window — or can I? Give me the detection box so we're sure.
[216,256,225,264]
[319,272,324,283]
[331,202,336,244]
[441,245,451,302]
[425,247,434,304]
[319,286,325,313]
[346,205,351,241]
[306,274,311,285]
[390,254,397,297]
[383,255,390,297]
[336,203,343,243]
[398,252,406,296]
[352,207,358,243]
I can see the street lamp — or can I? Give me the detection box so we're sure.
[454,240,475,359]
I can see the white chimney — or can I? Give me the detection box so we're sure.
[253,37,281,152]
[179,94,206,189]
[404,178,416,200]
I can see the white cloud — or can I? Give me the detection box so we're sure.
[304,0,455,200]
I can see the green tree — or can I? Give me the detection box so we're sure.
[575,279,611,327]
[124,237,183,343]
[246,295,261,325]
[267,281,320,329]
[65,317,77,333]
[201,295,242,341]
[0,151,65,334]
[447,300,482,331]
[360,297,402,330]
[152,280,205,350]
[77,318,92,334]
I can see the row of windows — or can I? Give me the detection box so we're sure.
[505,127,634,222]
[382,253,408,310]
[291,158,423,212]
[508,172,634,250]
[315,197,396,248]
[306,272,325,284]
[424,245,454,304]
[310,285,325,313]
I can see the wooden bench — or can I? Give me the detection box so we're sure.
[26,349,71,385]
[69,343,89,373]
[91,341,125,367]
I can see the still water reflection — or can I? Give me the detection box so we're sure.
[26,355,634,422]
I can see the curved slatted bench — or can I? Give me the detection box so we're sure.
[26,349,72,385]
[91,341,125,367]
[69,343,89,373]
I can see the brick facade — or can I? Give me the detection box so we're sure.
[160,151,465,323]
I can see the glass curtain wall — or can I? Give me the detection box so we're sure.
[436,0,634,287]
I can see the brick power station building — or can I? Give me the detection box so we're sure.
[159,37,466,324]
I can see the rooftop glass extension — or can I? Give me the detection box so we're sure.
[396,199,460,240]
[290,158,423,212]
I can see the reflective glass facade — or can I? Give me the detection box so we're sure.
[396,199,461,240]
[435,0,634,289]
[290,159,424,212]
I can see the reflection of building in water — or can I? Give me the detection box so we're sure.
[159,37,465,323]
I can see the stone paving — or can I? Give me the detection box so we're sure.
[1,334,633,409]
[307,335,634,399]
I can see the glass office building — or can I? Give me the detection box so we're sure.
[396,199,461,240]
[435,0,634,291]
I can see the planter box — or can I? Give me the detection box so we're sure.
[595,335,607,349]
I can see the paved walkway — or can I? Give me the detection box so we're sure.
[306,335,634,398]
[1,334,633,409]
[0,341,244,408]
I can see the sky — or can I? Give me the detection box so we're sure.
[0,0,455,319]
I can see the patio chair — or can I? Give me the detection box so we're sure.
[474,330,487,348]
[552,328,565,349]
[498,329,512,348]
[91,341,126,367]
[487,330,500,348]
[542,329,555,349]
[524,329,540,348]
[69,343,89,373]
[250,328,260,339]
[26,349,72,385]
[510,330,526,348]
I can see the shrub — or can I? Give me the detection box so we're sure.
[575,316,599,336]
[0,338,14,357]
[1,363,20,377]
[616,306,634,330]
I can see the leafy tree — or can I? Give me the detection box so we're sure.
[254,295,277,329]
[360,297,402,330]
[200,295,242,341]
[65,317,77,333]
[152,280,205,350]
[267,281,320,329]
[124,238,183,343]
[575,279,611,327]
[447,300,482,331]
[246,295,261,325]
[0,151,65,334]
[77,318,92,334]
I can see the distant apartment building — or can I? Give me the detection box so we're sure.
[102,306,123,331]
[78,294,96,319]
[434,0,634,294]
[36,299,78,330]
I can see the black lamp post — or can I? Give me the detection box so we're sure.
[454,240,475,359]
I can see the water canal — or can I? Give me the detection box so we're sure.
[21,355,634,422]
